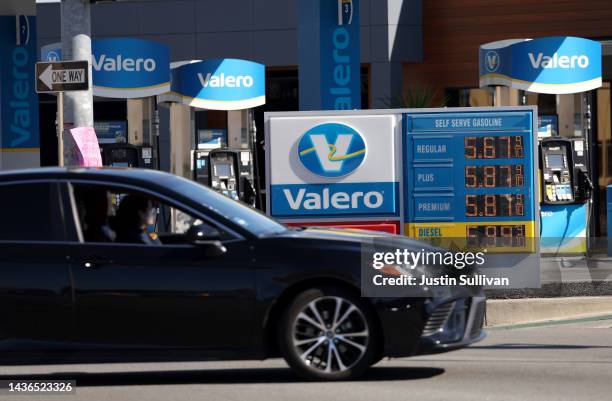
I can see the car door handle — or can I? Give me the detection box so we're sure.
[83,257,114,269]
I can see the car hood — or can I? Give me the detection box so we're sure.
[270,226,483,298]
[273,226,443,252]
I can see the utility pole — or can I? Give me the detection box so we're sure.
[60,0,94,164]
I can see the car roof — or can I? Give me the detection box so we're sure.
[0,167,174,184]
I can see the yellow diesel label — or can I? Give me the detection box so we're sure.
[404,221,537,253]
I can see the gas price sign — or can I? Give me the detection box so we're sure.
[404,110,537,251]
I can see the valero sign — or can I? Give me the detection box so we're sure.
[168,59,265,110]
[479,36,602,94]
[92,38,170,98]
[266,114,399,218]
[40,42,264,109]
[297,0,361,111]
[41,39,170,99]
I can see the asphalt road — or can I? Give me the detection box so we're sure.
[0,316,610,401]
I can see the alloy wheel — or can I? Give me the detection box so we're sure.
[291,296,369,374]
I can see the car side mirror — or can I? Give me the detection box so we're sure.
[199,240,227,258]
[186,224,222,241]
[185,225,226,258]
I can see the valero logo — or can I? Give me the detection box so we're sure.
[485,50,500,72]
[297,123,366,178]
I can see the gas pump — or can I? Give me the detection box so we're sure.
[101,143,157,168]
[207,149,256,206]
[540,138,575,204]
[193,150,210,185]
[192,128,226,185]
[539,137,594,254]
[101,143,141,167]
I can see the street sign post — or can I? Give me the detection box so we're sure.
[35,60,89,93]
[35,60,90,166]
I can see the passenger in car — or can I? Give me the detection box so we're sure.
[77,187,115,243]
[113,194,161,245]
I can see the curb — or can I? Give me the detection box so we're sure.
[485,296,612,327]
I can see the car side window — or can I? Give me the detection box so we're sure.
[71,183,229,245]
[0,182,64,241]
[154,205,228,243]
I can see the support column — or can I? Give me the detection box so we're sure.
[157,104,170,172]
[169,103,193,180]
[127,99,144,145]
[227,110,250,149]
[61,0,93,135]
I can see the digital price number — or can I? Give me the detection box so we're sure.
[467,225,526,247]
[465,194,525,217]
[465,135,523,159]
[465,195,525,217]
[465,165,524,188]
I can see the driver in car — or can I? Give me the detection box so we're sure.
[113,194,161,245]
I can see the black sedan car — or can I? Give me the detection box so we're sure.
[0,168,485,380]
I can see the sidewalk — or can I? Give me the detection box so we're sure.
[483,254,612,325]
[486,296,612,327]
[486,254,612,299]
[541,254,612,284]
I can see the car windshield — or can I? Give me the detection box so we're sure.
[159,173,288,236]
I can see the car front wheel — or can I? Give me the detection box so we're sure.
[279,287,378,380]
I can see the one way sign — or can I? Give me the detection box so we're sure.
[35,60,89,93]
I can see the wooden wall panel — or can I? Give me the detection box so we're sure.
[404,0,612,93]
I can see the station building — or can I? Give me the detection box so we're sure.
[22,0,612,236]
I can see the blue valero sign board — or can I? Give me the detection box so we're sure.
[92,38,170,98]
[41,41,264,110]
[297,0,361,111]
[404,110,537,251]
[1,15,39,151]
[167,59,265,110]
[480,36,602,94]
[41,38,170,98]
[319,0,360,110]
